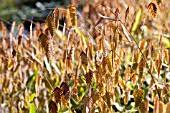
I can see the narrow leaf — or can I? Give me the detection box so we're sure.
[125,6,129,23]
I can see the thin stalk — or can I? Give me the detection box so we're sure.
[44,74,54,91]
[96,13,161,99]
[132,37,161,99]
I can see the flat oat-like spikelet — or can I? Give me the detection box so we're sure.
[131,51,140,71]
[53,87,62,103]
[38,33,51,61]
[102,39,110,56]
[80,51,88,66]
[18,23,24,36]
[139,39,147,52]
[68,5,77,27]
[150,59,153,73]
[53,7,59,31]
[60,82,70,100]
[148,2,157,18]
[138,58,146,84]
[49,100,58,113]
[164,49,169,64]
[154,52,162,78]
[138,101,147,113]
[124,90,129,105]
[102,56,112,73]
[114,70,120,87]
[85,69,93,85]
[45,16,54,36]
[133,89,144,107]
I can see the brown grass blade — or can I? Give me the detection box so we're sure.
[125,6,129,23]
[120,22,132,42]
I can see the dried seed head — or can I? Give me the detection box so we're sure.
[85,69,93,85]
[53,87,62,103]
[148,2,157,18]
[45,16,54,36]
[60,82,70,100]
[133,89,144,107]
[139,39,147,51]
[49,100,58,113]
[68,5,77,27]
[53,7,59,31]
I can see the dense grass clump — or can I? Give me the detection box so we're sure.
[0,0,170,112]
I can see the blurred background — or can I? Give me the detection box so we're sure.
[0,0,68,21]
[0,0,86,32]
[0,0,86,21]
[0,0,86,31]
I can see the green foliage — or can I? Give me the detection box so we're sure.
[29,94,37,113]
